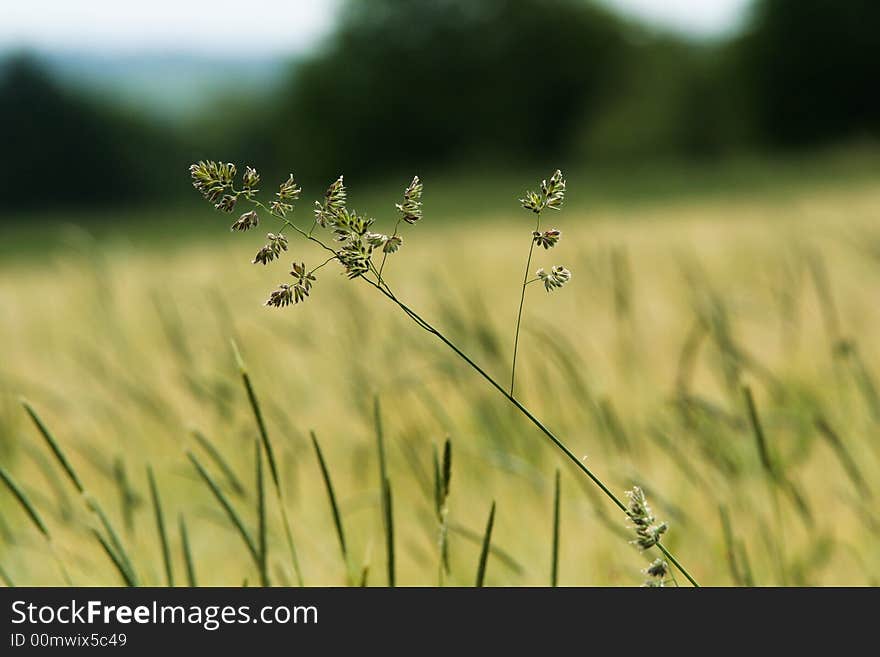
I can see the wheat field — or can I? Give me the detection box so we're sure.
[1,172,879,586]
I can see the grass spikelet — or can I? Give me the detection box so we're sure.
[475,501,496,587]
[311,431,349,577]
[147,466,174,586]
[187,451,259,567]
[179,514,197,587]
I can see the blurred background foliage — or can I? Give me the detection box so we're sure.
[1,0,878,213]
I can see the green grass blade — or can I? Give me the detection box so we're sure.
[0,465,49,537]
[0,564,14,587]
[187,451,259,566]
[718,505,743,586]
[815,416,871,498]
[179,514,197,587]
[311,431,348,566]
[442,439,452,502]
[86,496,137,584]
[192,429,246,497]
[475,501,496,587]
[232,340,279,490]
[232,340,303,586]
[551,469,560,587]
[255,439,268,587]
[92,529,137,587]
[382,477,395,587]
[742,386,775,478]
[432,443,442,519]
[21,399,84,493]
[375,397,395,586]
[738,540,755,586]
[374,396,387,483]
[147,466,174,586]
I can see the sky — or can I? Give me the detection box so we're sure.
[0,0,752,56]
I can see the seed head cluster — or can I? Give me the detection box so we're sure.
[537,265,571,292]
[625,486,668,551]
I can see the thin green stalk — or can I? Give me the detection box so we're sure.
[92,530,136,587]
[367,281,699,586]
[742,385,787,585]
[0,564,13,587]
[147,466,174,586]
[718,505,743,586]
[375,398,395,586]
[179,514,197,587]
[237,192,700,587]
[21,399,84,493]
[0,465,49,537]
[0,466,72,584]
[814,416,871,498]
[22,400,133,585]
[510,218,540,396]
[433,440,452,585]
[255,439,268,587]
[475,501,496,587]
[232,340,304,586]
[87,497,137,583]
[311,431,350,580]
[187,451,259,567]
[382,477,395,587]
[551,468,561,587]
[191,429,246,497]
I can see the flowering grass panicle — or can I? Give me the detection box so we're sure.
[231,210,260,232]
[537,265,571,292]
[252,233,288,265]
[396,176,423,225]
[642,558,669,587]
[185,160,701,588]
[626,486,669,550]
[315,176,347,227]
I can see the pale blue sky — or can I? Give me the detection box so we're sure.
[0,0,752,55]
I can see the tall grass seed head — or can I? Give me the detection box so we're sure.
[242,166,260,191]
[642,558,669,587]
[189,160,236,204]
[338,239,372,279]
[537,265,571,292]
[520,169,565,214]
[625,486,668,550]
[533,228,561,249]
[231,210,260,232]
[366,232,403,254]
[270,173,302,217]
[252,233,289,265]
[315,175,347,227]
[396,175,423,225]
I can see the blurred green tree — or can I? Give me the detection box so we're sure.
[740,0,880,147]
[266,0,632,180]
[0,54,183,211]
